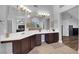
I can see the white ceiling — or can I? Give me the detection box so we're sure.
[62,6,78,20]
[61,6,78,23]
[67,6,78,19]
[25,5,53,15]
[11,5,78,19]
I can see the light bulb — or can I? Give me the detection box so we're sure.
[25,8,31,13]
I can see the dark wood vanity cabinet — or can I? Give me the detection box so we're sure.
[30,35,36,50]
[12,38,30,54]
[21,35,35,54]
[12,35,36,54]
[53,33,59,42]
[35,34,41,46]
[12,33,59,54]
[21,37,30,54]
[12,40,22,54]
[45,33,54,43]
[45,33,59,44]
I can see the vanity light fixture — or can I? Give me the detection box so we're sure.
[38,12,50,17]
[17,5,32,13]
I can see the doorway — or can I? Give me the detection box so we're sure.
[61,6,78,51]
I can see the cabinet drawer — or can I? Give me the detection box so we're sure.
[12,40,22,54]
[21,38,30,54]
[53,33,59,42]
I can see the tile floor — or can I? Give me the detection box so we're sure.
[29,42,78,54]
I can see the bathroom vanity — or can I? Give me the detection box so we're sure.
[0,31,59,54]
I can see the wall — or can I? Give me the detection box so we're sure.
[63,19,78,36]
[62,11,78,36]
[0,5,9,54]
[52,6,62,43]
[0,6,8,36]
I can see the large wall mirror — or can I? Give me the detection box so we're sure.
[0,5,51,39]
[26,17,50,30]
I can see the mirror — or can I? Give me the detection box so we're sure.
[26,17,50,30]
[0,5,51,38]
[7,6,26,33]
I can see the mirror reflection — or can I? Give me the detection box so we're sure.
[0,5,51,37]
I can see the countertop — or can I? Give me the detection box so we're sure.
[0,30,59,42]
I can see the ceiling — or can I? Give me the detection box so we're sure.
[12,5,78,19]
[67,6,78,19]
[25,5,53,15]
[62,6,78,20]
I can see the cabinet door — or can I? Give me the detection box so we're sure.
[12,40,22,54]
[45,33,59,44]
[21,38,30,54]
[49,33,54,43]
[45,33,54,44]
[53,33,59,42]
[30,35,35,50]
[35,34,41,46]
